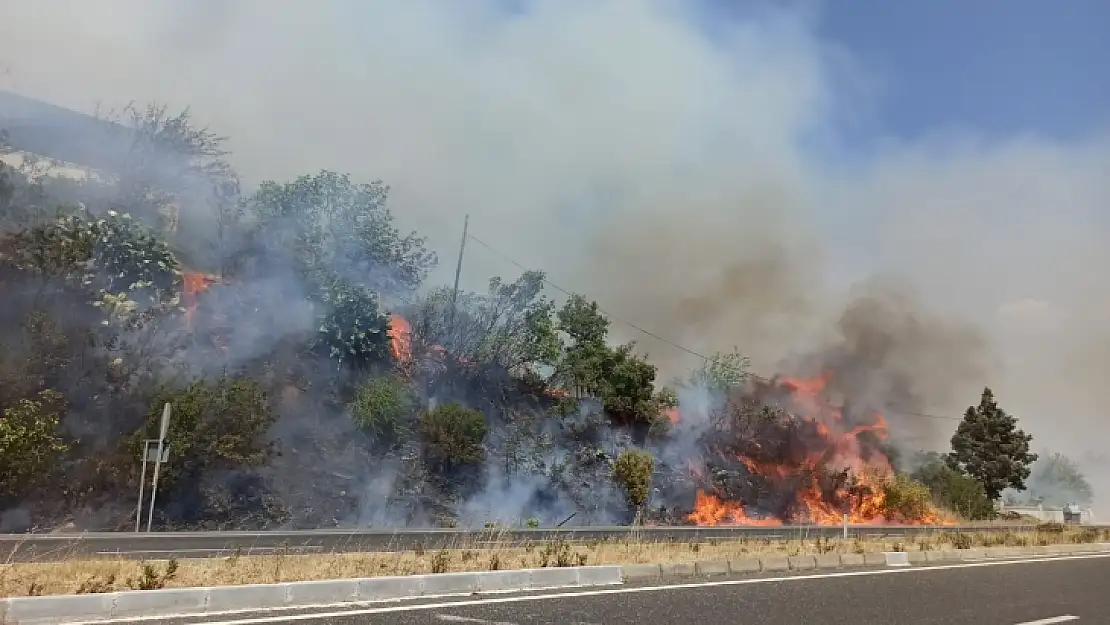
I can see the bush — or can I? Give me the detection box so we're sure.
[912,456,996,520]
[612,449,655,509]
[350,375,414,447]
[0,389,68,504]
[880,474,934,522]
[419,403,487,471]
[142,377,274,492]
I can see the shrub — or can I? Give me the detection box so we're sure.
[419,403,487,471]
[912,456,996,520]
[612,449,655,509]
[350,375,414,447]
[880,474,934,522]
[0,389,68,503]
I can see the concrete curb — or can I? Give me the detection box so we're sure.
[0,566,623,625]
[5,543,1110,625]
[619,542,1110,582]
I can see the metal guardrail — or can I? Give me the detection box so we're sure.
[2,523,1096,563]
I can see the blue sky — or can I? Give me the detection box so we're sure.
[815,0,1109,143]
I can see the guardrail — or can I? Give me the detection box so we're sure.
[1,523,1093,563]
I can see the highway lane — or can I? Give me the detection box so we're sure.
[0,523,1054,562]
[129,554,1110,625]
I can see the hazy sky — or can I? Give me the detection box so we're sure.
[2,1,1109,471]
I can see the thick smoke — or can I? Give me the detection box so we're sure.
[2,1,1109,516]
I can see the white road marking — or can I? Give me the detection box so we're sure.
[78,552,1110,625]
[1014,617,1079,625]
[435,614,518,625]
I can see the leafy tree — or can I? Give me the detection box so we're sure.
[350,375,415,448]
[912,453,996,520]
[0,389,68,504]
[1010,451,1094,507]
[314,280,391,368]
[420,403,488,471]
[408,271,560,373]
[249,171,436,295]
[4,210,180,309]
[612,449,654,510]
[592,343,664,426]
[948,388,1037,500]
[687,348,750,392]
[140,378,274,495]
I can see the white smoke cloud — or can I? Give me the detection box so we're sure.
[3,0,1109,509]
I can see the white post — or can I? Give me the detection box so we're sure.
[146,403,172,532]
[842,513,849,540]
[135,440,150,532]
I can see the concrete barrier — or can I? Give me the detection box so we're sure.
[5,544,1108,625]
[0,566,624,625]
[884,551,910,567]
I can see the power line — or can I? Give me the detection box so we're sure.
[464,231,964,422]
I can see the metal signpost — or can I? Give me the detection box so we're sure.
[135,403,172,532]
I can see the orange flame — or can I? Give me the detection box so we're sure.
[182,272,220,326]
[687,371,951,526]
[387,313,413,363]
[665,407,680,424]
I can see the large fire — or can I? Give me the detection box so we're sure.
[687,372,950,526]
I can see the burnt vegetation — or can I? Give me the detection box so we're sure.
[0,105,1064,531]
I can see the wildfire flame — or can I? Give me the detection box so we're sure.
[182,272,220,326]
[688,372,949,526]
[387,313,413,364]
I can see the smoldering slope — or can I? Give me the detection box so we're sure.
[3,1,1110,514]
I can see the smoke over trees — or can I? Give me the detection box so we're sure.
[0,101,1069,531]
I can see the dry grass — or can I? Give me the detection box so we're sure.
[2,525,1106,598]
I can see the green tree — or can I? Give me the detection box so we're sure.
[4,210,180,310]
[249,170,436,294]
[141,378,274,494]
[912,453,996,520]
[948,388,1037,500]
[419,403,487,471]
[0,389,68,504]
[612,449,654,510]
[350,375,415,448]
[687,348,750,392]
[408,271,560,373]
[314,279,391,368]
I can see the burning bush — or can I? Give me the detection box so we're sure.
[684,372,949,526]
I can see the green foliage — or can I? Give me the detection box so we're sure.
[553,295,663,426]
[3,210,180,309]
[142,378,274,492]
[0,389,68,503]
[314,280,391,367]
[612,449,655,509]
[912,452,996,520]
[419,403,488,471]
[687,348,750,391]
[948,388,1037,500]
[880,474,933,522]
[350,375,414,447]
[249,170,436,294]
[409,271,560,373]
[592,343,663,425]
[556,294,609,345]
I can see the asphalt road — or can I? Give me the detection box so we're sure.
[0,524,1055,562]
[136,554,1110,625]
